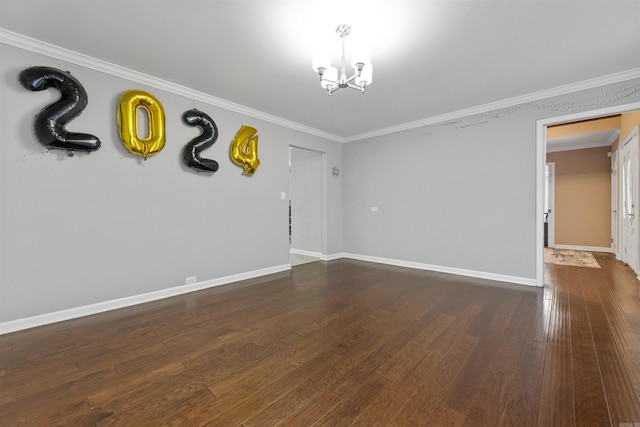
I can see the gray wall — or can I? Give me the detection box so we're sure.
[0,43,343,323]
[2,39,639,327]
[342,79,640,281]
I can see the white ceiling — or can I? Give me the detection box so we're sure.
[1,0,640,140]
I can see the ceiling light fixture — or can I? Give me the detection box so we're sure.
[312,24,372,95]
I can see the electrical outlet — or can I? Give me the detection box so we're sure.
[185,276,197,285]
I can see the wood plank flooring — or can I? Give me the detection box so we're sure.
[1,253,639,426]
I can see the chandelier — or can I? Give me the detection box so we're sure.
[312,24,372,95]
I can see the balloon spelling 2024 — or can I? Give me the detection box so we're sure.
[19,66,260,175]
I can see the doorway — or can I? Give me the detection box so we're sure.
[289,146,325,266]
[536,101,640,286]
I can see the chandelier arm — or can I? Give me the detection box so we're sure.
[346,82,366,92]
[344,74,358,84]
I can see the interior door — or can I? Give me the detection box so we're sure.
[620,130,639,274]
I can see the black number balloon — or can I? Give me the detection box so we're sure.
[181,108,219,173]
[19,66,101,155]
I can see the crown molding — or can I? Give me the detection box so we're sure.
[3,28,639,145]
[343,68,640,142]
[608,129,622,146]
[0,28,345,143]
[546,129,621,153]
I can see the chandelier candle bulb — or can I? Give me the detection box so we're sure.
[321,67,339,89]
[355,64,373,87]
[350,40,371,69]
[312,49,331,74]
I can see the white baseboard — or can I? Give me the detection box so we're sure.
[551,244,613,253]
[289,250,345,262]
[0,264,291,335]
[342,253,538,287]
[0,252,541,335]
[325,252,346,261]
[290,248,323,258]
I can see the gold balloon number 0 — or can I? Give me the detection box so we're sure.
[230,125,260,175]
[117,90,166,159]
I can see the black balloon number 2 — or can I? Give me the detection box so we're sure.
[19,66,101,155]
[181,108,219,173]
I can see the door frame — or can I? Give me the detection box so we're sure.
[620,127,640,274]
[545,162,556,248]
[611,150,619,258]
[288,145,327,258]
[536,101,640,286]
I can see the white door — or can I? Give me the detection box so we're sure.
[620,128,639,274]
[611,150,618,257]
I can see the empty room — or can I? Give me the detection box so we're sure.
[1,1,640,425]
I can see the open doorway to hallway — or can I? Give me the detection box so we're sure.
[545,117,620,253]
[289,146,325,266]
[537,103,640,285]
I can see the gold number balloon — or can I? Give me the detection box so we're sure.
[117,90,165,159]
[229,125,260,175]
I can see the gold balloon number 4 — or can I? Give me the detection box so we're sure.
[117,90,166,159]
[230,125,260,175]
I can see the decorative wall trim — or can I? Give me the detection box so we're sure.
[0,264,291,335]
[0,28,342,143]
[551,244,613,253]
[2,28,640,144]
[344,69,640,142]
[342,253,538,287]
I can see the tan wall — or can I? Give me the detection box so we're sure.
[547,111,639,150]
[546,146,611,248]
[546,110,639,252]
[547,115,621,139]
[620,110,640,143]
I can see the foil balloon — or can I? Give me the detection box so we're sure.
[181,109,219,173]
[19,66,101,154]
[229,125,260,175]
[117,90,165,159]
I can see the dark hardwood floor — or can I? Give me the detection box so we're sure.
[1,253,639,426]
